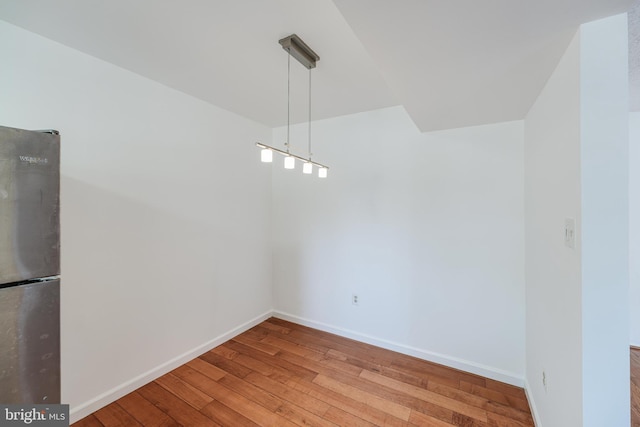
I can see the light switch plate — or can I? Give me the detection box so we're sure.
[564,218,575,249]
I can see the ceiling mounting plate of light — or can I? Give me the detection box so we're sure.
[278,34,320,69]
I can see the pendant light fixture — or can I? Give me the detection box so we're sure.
[256,34,329,178]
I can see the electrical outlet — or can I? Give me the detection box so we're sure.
[352,294,359,306]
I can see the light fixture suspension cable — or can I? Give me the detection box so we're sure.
[286,52,291,154]
[308,68,312,160]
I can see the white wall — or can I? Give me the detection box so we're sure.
[271,106,525,384]
[524,29,583,427]
[525,14,630,427]
[0,20,273,422]
[580,14,629,426]
[631,112,640,347]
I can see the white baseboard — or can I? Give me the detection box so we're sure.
[524,378,542,427]
[69,309,273,424]
[273,310,524,387]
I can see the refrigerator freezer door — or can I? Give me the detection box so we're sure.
[0,279,60,404]
[0,126,60,284]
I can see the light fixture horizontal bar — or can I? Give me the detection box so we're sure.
[256,142,329,169]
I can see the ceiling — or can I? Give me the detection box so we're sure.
[0,0,636,132]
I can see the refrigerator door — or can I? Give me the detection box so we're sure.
[0,278,60,404]
[0,126,60,284]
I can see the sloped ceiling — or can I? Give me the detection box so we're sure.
[332,0,635,130]
[0,0,635,132]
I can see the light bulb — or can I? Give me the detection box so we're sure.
[260,148,273,163]
[303,162,313,174]
[284,156,295,169]
[318,167,328,178]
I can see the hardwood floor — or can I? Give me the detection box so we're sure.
[73,318,535,426]
[633,347,640,427]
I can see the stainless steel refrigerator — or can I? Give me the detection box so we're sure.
[0,125,60,404]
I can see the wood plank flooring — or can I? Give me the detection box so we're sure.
[632,347,640,427]
[73,318,535,426]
